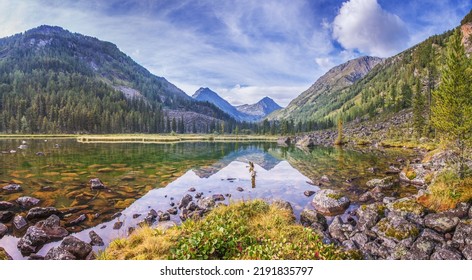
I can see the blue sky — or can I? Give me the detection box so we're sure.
[0,0,470,106]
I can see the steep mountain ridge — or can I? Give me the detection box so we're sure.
[0,25,234,133]
[269,56,383,122]
[236,96,282,119]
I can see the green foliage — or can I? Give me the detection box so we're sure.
[334,117,343,145]
[432,29,472,178]
[461,9,472,25]
[101,200,359,260]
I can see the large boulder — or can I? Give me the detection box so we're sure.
[430,247,463,260]
[26,207,60,220]
[373,214,420,242]
[402,237,436,260]
[17,215,68,255]
[366,176,397,189]
[16,196,40,208]
[299,209,327,230]
[312,189,350,216]
[424,213,460,233]
[386,198,426,217]
[444,202,470,219]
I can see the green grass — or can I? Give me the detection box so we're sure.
[98,200,360,260]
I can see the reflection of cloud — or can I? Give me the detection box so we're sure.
[332,0,409,57]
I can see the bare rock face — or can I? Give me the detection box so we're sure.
[461,22,472,54]
[312,189,350,216]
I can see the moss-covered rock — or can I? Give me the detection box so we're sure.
[312,189,350,216]
[373,215,420,241]
[388,197,426,216]
[0,247,12,260]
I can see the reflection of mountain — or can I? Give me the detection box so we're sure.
[192,145,282,178]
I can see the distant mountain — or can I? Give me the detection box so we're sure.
[269,56,383,122]
[193,88,281,122]
[0,25,233,134]
[193,87,243,121]
[236,97,282,119]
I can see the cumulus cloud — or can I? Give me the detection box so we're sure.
[332,0,410,57]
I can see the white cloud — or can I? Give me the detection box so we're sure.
[332,0,410,57]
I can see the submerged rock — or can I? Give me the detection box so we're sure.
[26,207,60,220]
[0,211,14,222]
[304,190,315,197]
[366,176,397,189]
[65,214,87,227]
[312,189,350,216]
[89,178,106,190]
[13,215,28,230]
[16,196,40,208]
[2,184,22,192]
[0,201,14,210]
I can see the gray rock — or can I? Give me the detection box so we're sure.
[16,196,40,208]
[424,213,459,233]
[342,240,357,250]
[186,201,198,211]
[328,216,353,242]
[17,215,68,255]
[300,209,327,229]
[157,221,177,231]
[366,177,397,189]
[58,236,92,259]
[386,197,426,217]
[356,203,384,231]
[158,212,170,222]
[195,192,203,199]
[373,214,420,242]
[113,221,123,230]
[167,207,178,215]
[0,201,14,210]
[452,221,472,247]
[296,135,315,148]
[13,215,28,230]
[178,194,193,209]
[444,202,470,219]
[198,197,216,210]
[89,230,104,246]
[45,247,76,260]
[188,187,196,192]
[320,175,330,183]
[212,194,225,201]
[0,223,7,237]
[26,207,60,220]
[65,214,86,227]
[89,178,105,190]
[277,137,291,146]
[0,211,13,222]
[364,241,390,259]
[312,189,350,216]
[469,206,472,219]
[430,247,462,260]
[421,228,446,245]
[148,209,158,218]
[2,184,22,192]
[403,237,437,260]
[462,244,472,260]
[28,254,44,260]
[301,190,315,198]
[272,200,294,214]
[351,232,369,248]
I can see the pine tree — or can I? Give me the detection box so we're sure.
[334,117,344,145]
[432,29,472,179]
[412,82,426,138]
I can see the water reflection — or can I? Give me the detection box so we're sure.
[0,139,416,259]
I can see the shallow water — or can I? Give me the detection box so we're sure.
[0,139,416,259]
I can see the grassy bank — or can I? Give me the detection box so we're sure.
[99,200,359,260]
[77,134,278,144]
